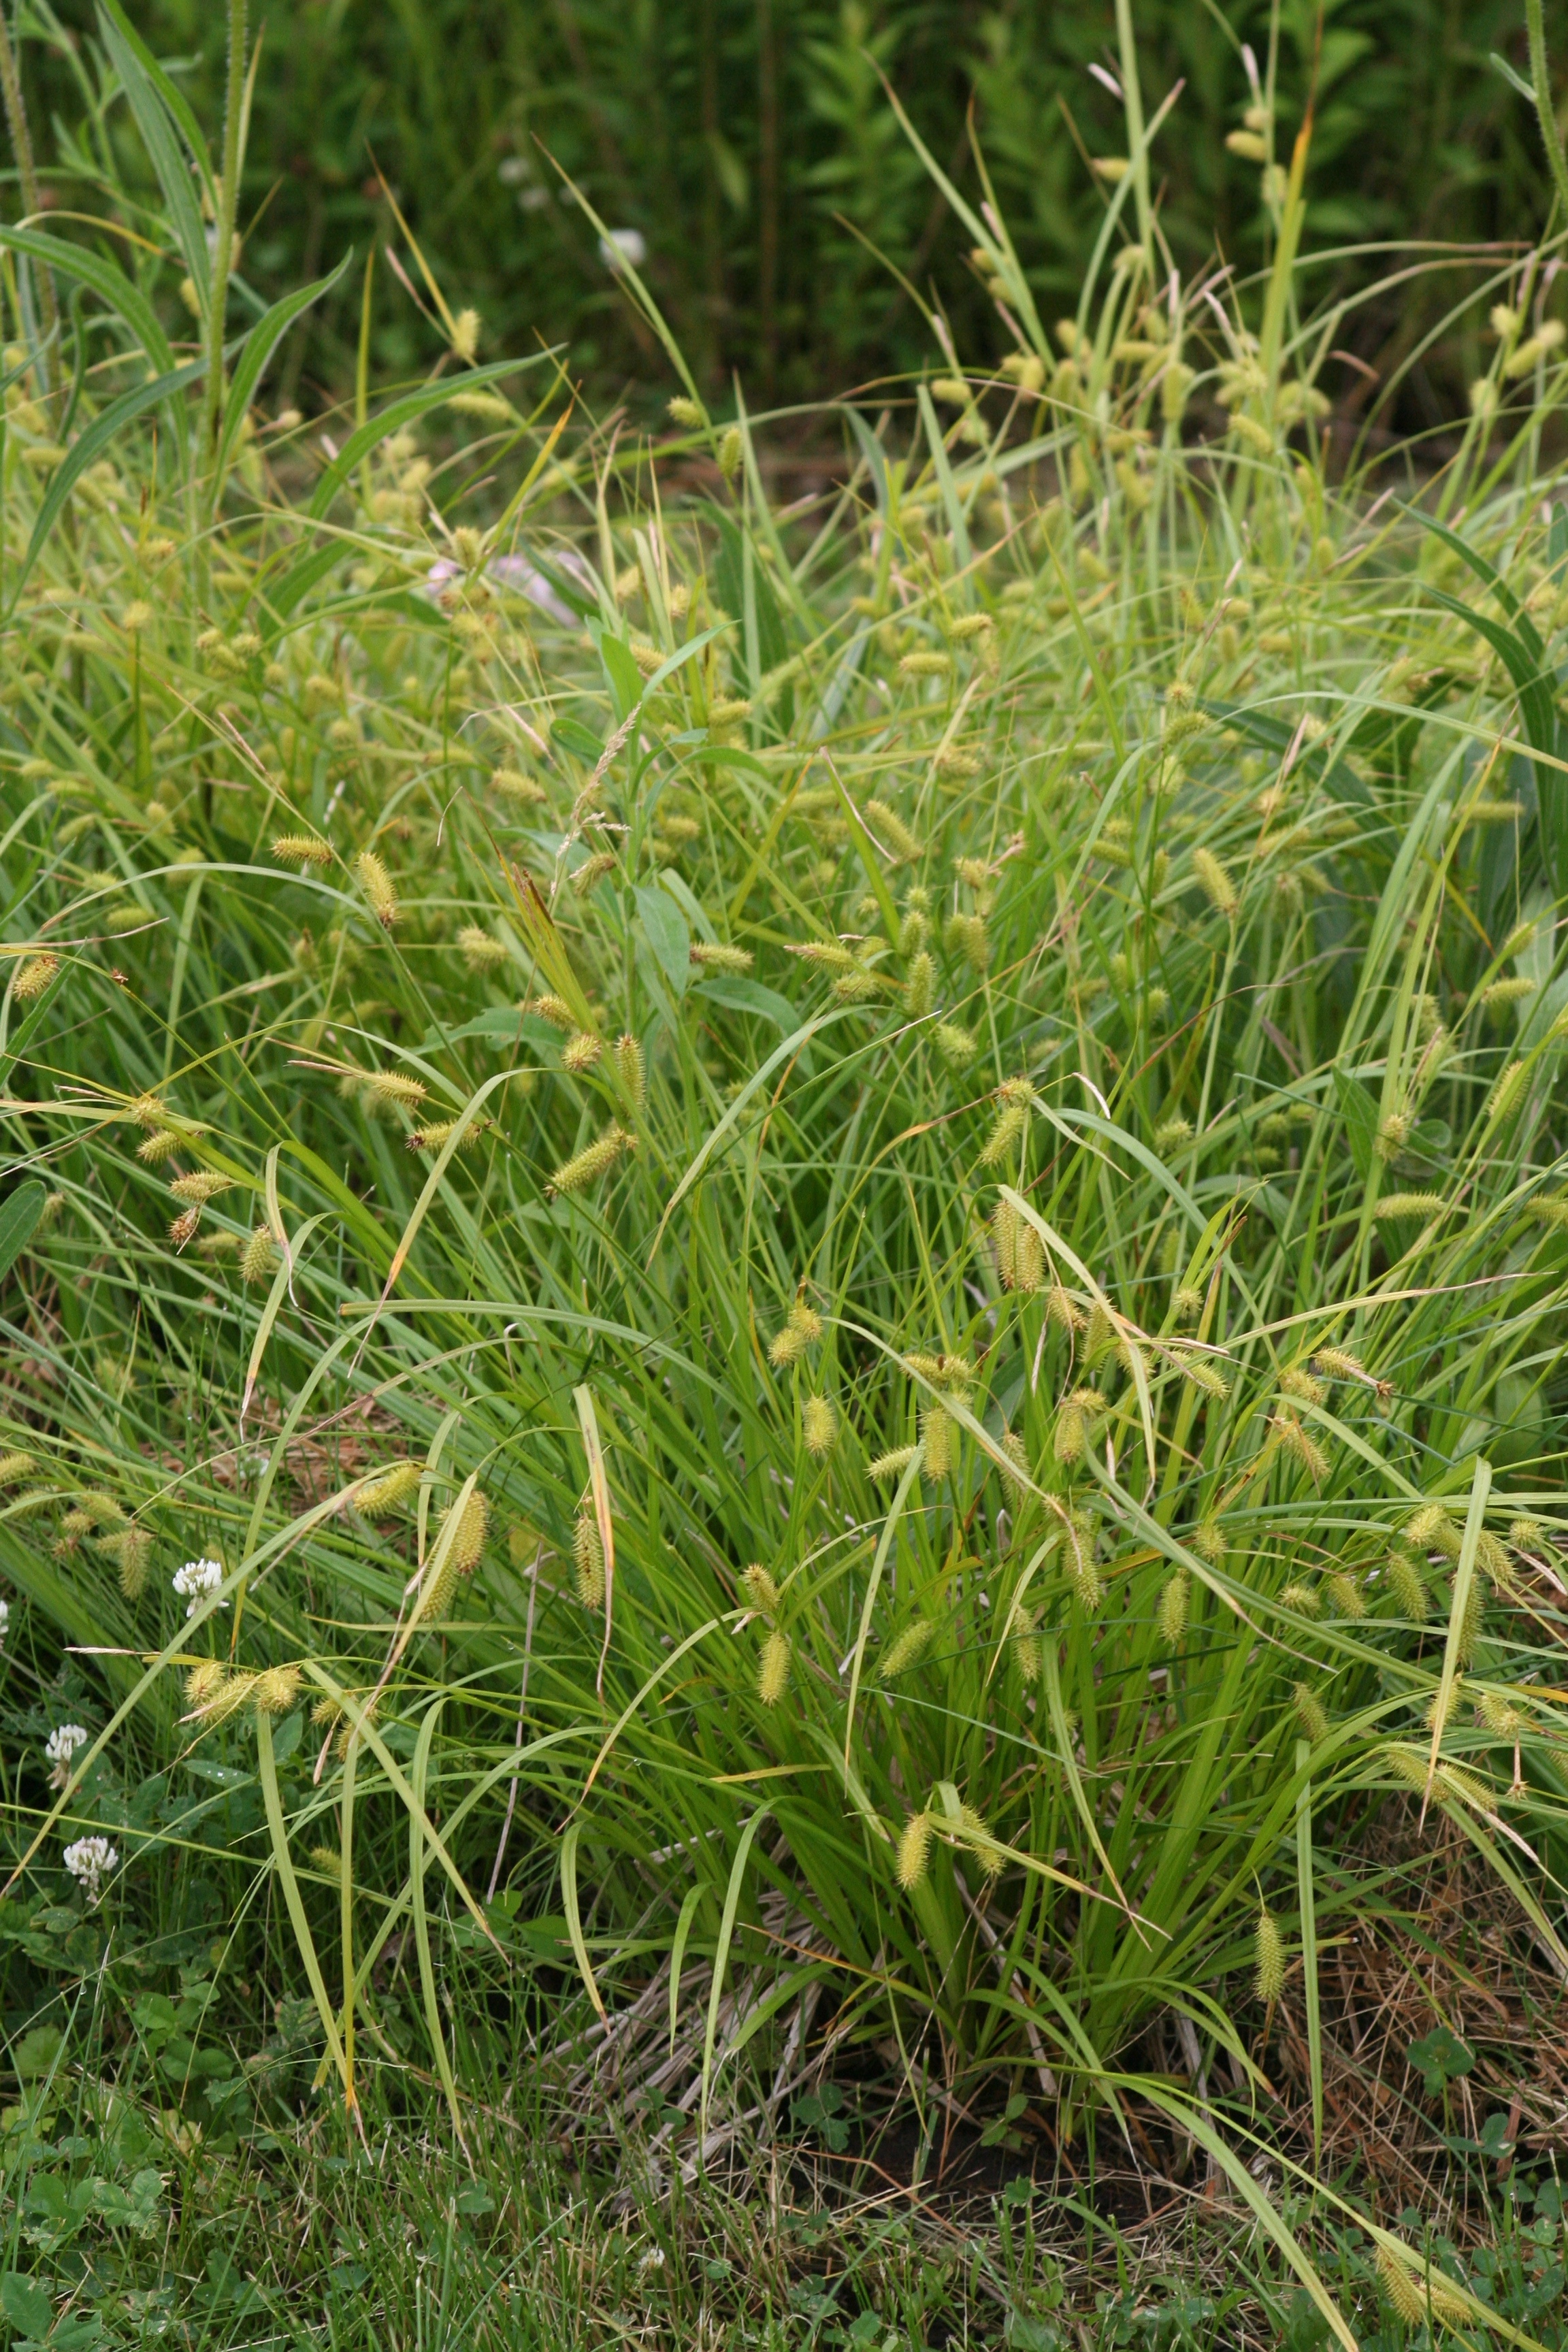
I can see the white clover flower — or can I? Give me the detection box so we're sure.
[45,1722,88,1788]
[0,1597,12,1646]
[63,1834,117,1905]
[172,1557,226,1618]
[598,227,646,272]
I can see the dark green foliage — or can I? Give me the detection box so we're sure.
[22,0,1566,402]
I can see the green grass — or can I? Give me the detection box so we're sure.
[5,2,1568,2343]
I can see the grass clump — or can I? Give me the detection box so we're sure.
[3,5,1568,2338]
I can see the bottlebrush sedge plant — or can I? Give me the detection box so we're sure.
[1,12,1567,2329]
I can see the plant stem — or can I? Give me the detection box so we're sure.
[197,0,248,542]
[1114,0,1152,255]
[1526,0,1568,230]
[0,1,59,391]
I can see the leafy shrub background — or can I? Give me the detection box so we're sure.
[27,0,1567,399]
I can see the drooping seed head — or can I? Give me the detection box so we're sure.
[13,952,59,1001]
[546,1126,633,1198]
[1292,1684,1329,1744]
[1404,1503,1460,1558]
[862,798,921,864]
[168,1171,233,1205]
[1254,1908,1286,2003]
[574,1514,605,1610]
[920,1403,952,1480]
[742,1563,780,1617]
[688,941,753,975]
[240,1225,278,1286]
[1272,1412,1330,1484]
[252,1664,303,1717]
[358,1463,422,1518]
[272,834,331,869]
[757,1628,791,1705]
[1192,847,1238,919]
[896,1810,932,1890]
[802,1394,837,1460]
[879,1619,934,1678]
[1157,1569,1190,1646]
[354,850,399,926]
[365,1069,428,1110]
[457,926,508,972]
[612,1034,646,1111]
[868,1445,918,1482]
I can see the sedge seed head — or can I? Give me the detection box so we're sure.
[896,1810,932,1890]
[458,926,508,971]
[354,850,399,926]
[561,1030,603,1073]
[240,1225,278,1286]
[252,1664,303,1716]
[802,1394,836,1460]
[363,1071,425,1113]
[863,798,921,864]
[184,1659,230,1712]
[757,1628,791,1705]
[442,1489,487,1578]
[1192,847,1238,919]
[978,1103,1027,1169]
[573,1514,605,1610]
[491,766,546,806]
[13,953,59,1001]
[1386,1552,1429,1620]
[1374,1190,1446,1224]
[1271,1412,1329,1484]
[168,1171,233,1204]
[944,911,990,972]
[547,1125,632,1198]
[742,1563,781,1617]
[1475,1686,1524,1737]
[358,1463,421,1517]
[1292,1684,1330,1744]
[1157,1569,1190,1646]
[135,1128,184,1164]
[879,1618,934,1678]
[613,1034,647,1110]
[529,993,576,1030]
[904,950,936,1017]
[1405,1503,1460,1557]
[1374,2248,1427,2329]
[272,833,331,868]
[1254,1907,1286,2004]
[920,1402,953,1480]
[1312,1347,1365,1382]
[689,941,753,975]
[868,1445,918,1482]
